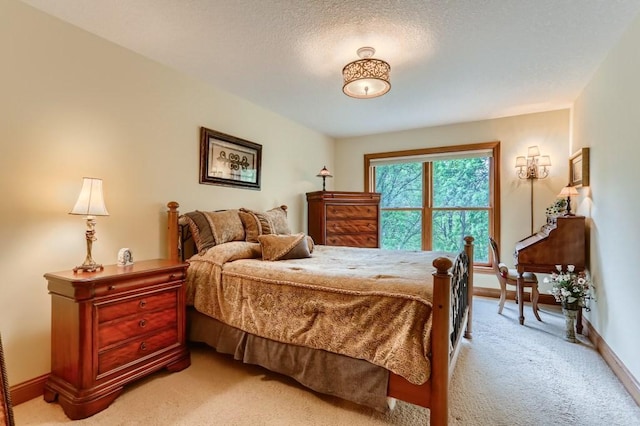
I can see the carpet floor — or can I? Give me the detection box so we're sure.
[13,297,640,425]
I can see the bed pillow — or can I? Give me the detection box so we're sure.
[238,210,262,243]
[258,233,312,261]
[204,210,245,245]
[265,206,291,235]
[240,206,291,236]
[182,210,245,253]
[182,211,217,253]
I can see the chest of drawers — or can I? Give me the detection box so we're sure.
[43,259,190,420]
[306,191,381,248]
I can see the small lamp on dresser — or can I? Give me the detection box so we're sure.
[316,166,333,191]
[69,177,109,273]
[558,185,579,215]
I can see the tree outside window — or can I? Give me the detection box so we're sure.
[368,143,499,266]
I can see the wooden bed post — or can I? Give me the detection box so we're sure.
[167,201,180,262]
[464,236,474,339]
[430,256,453,426]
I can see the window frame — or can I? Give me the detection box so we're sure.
[364,141,500,271]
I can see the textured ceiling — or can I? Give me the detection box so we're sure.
[21,0,640,138]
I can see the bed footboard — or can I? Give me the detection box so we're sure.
[388,236,473,426]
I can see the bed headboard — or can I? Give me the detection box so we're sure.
[167,201,197,262]
[167,201,289,262]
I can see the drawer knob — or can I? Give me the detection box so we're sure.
[140,342,147,351]
[169,274,176,280]
[139,319,147,328]
[139,300,147,308]
[108,285,116,291]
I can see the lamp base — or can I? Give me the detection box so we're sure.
[73,263,104,273]
[73,216,104,273]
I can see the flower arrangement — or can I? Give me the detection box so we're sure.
[545,265,592,310]
[545,198,567,217]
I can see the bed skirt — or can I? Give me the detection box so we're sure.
[187,308,390,411]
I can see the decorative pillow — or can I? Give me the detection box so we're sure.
[240,205,291,236]
[238,210,262,243]
[305,235,315,254]
[182,211,217,253]
[258,233,312,261]
[182,210,245,253]
[265,206,291,235]
[204,210,245,245]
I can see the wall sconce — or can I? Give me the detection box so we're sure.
[515,146,551,180]
[316,166,333,191]
[69,177,109,272]
[516,146,551,234]
[557,185,579,216]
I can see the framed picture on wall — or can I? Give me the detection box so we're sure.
[199,127,262,190]
[569,147,589,187]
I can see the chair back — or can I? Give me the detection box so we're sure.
[488,237,506,284]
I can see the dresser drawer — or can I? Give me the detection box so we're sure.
[326,234,378,248]
[326,219,377,234]
[97,290,177,323]
[98,327,178,375]
[326,205,377,220]
[98,307,177,349]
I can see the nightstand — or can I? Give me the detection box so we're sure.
[43,259,190,420]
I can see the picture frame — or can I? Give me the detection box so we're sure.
[569,147,589,187]
[199,127,262,190]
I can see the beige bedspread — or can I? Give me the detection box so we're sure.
[185,242,452,385]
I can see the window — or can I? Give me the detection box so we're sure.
[365,142,500,266]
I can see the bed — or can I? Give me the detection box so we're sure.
[166,201,473,426]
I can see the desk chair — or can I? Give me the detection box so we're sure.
[489,237,541,321]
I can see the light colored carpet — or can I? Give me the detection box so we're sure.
[14,298,640,425]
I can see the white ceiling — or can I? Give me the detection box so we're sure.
[22,0,640,138]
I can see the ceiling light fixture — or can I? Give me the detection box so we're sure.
[342,47,391,99]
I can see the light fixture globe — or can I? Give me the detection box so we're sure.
[342,47,391,99]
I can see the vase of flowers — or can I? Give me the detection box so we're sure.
[545,265,592,343]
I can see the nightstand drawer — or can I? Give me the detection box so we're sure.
[98,327,178,375]
[326,205,377,220]
[97,290,177,323]
[93,270,185,297]
[98,307,177,349]
[326,219,377,234]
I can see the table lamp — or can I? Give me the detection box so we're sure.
[557,185,579,216]
[316,166,333,191]
[69,177,109,272]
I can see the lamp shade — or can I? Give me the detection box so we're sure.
[515,156,527,167]
[537,155,551,167]
[316,166,333,177]
[527,146,540,157]
[342,47,390,99]
[557,185,579,198]
[70,177,109,216]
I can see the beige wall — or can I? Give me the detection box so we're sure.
[0,0,333,384]
[334,110,571,290]
[572,11,640,384]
